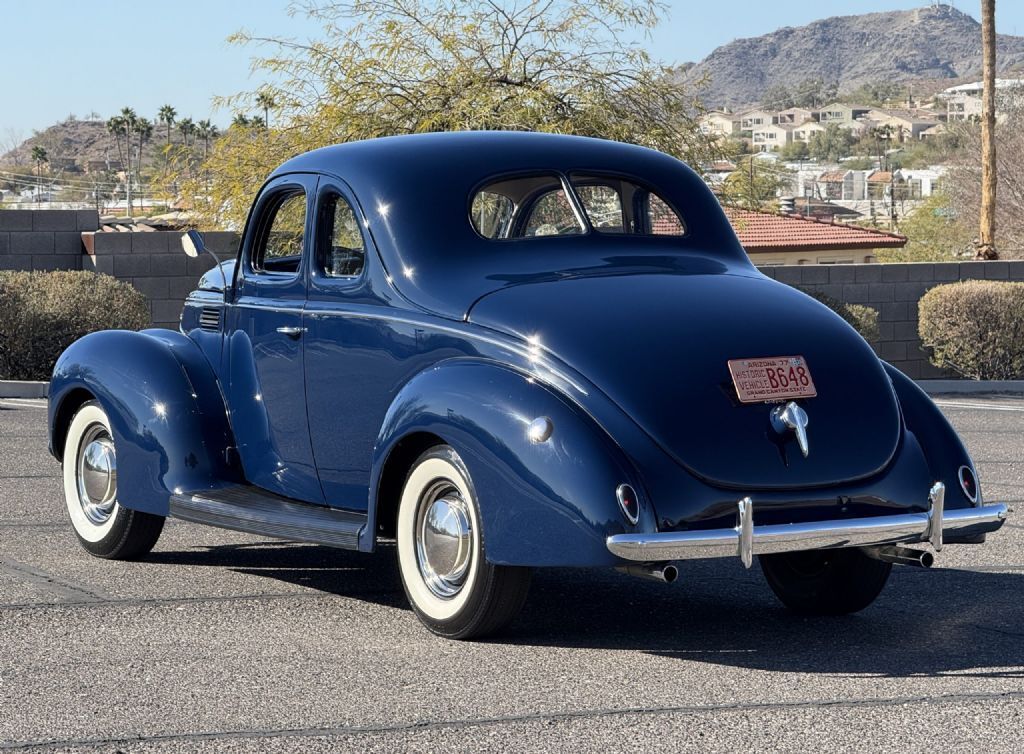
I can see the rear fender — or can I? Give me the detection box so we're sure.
[884,363,977,509]
[368,359,650,567]
[49,329,240,515]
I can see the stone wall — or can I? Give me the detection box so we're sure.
[4,210,1024,378]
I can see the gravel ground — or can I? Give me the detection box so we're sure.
[1,395,1023,752]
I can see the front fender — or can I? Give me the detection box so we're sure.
[49,329,239,515]
[884,362,977,509]
[368,359,651,567]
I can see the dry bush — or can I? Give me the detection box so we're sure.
[918,280,1024,379]
[0,271,150,381]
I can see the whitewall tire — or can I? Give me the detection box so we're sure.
[62,400,164,559]
[396,445,531,639]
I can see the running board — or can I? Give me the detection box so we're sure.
[169,485,365,550]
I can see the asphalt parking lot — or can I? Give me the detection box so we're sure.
[2,395,1023,752]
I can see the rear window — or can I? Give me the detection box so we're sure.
[470,174,584,239]
[469,173,685,239]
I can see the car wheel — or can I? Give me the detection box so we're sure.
[396,445,531,639]
[62,400,164,559]
[759,548,892,615]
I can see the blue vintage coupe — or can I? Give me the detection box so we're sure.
[49,132,1008,638]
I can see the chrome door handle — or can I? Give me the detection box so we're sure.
[276,326,307,339]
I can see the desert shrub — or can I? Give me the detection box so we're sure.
[0,271,150,381]
[919,280,1024,380]
[798,287,880,342]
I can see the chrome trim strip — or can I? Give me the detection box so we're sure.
[607,495,1008,564]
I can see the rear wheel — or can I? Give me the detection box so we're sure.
[62,401,164,559]
[759,548,892,615]
[396,445,531,639]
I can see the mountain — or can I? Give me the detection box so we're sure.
[684,5,1024,109]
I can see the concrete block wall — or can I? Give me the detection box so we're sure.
[85,230,237,329]
[0,209,98,272]
[758,261,1024,378]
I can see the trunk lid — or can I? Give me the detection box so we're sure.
[469,272,900,490]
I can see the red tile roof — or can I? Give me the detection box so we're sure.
[723,207,906,253]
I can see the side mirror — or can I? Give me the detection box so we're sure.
[181,229,206,258]
[181,229,228,301]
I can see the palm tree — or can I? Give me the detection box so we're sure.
[106,115,127,171]
[135,118,153,212]
[157,104,177,146]
[978,0,998,259]
[256,91,276,128]
[196,119,218,157]
[30,145,48,202]
[178,117,195,148]
[231,114,251,129]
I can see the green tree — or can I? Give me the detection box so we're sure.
[876,190,973,262]
[808,124,854,162]
[722,157,793,210]
[779,140,809,161]
[185,0,714,228]
[158,105,177,146]
[842,81,907,107]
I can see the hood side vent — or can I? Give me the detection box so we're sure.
[199,306,221,332]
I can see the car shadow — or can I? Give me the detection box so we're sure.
[146,542,1024,678]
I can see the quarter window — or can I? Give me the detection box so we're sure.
[318,192,365,277]
[569,174,686,237]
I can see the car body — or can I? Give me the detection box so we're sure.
[49,132,1008,637]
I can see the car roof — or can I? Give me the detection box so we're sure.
[269,132,751,320]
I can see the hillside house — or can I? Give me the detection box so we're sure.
[751,123,793,151]
[792,121,826,143]
[817,103,872,125]
[699,111,740,136]
[867,109,941,141]
[944,93,983,122]
[739,109,776,131]
[777,107,815,125]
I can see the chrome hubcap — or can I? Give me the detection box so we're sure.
[415,481,473,599]
[76,425,117,526]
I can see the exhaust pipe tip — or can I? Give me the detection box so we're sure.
[862,545,934,568]
[617,563,679,583]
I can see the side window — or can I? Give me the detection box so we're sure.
[471,191,514,239]
[253,189,307,273]
[318,192,366,277]
[522,189,583,237]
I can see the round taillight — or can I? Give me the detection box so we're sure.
[958,465,979,504]
[616,484,640,525]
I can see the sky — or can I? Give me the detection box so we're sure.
[1,0,1022,137]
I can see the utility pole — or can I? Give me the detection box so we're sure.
[977,0,998,259]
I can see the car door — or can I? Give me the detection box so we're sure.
[303,178,393,511]
[226,173,325,504]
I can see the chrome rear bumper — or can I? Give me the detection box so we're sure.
[606,483,1009,568]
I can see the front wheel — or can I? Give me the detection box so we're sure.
[396,445,531,639]
[62,400,164,559]
[759,548,892,615]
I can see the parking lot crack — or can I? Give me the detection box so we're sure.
[0,558,111,603]
[3,689,1023,750]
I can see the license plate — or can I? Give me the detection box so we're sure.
[727,356,817,404]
